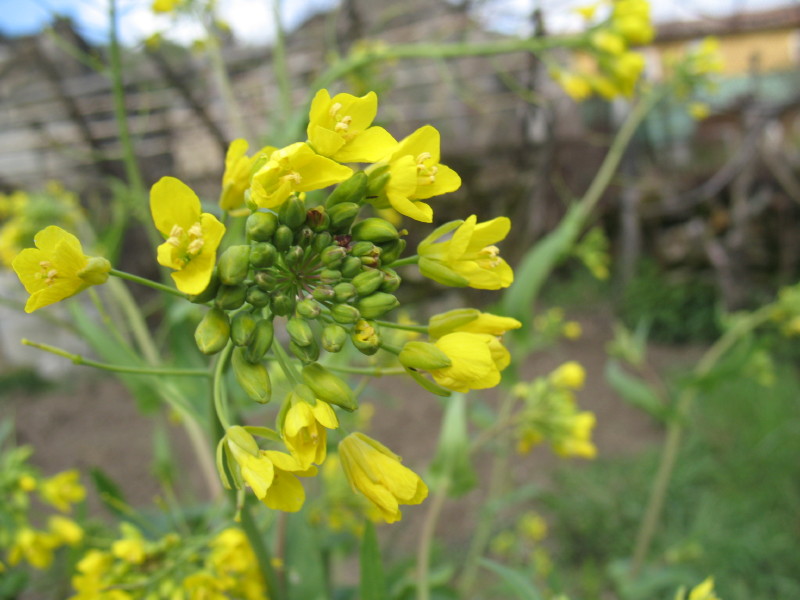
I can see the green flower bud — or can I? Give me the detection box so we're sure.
[250,242,277,268]
[312,286,335,302]
[287,317,314,347]
[312,232,334,252]
[279,195,307,230]
[428,308,480,339]
[341,256,362,279]
[418,257,469,288]
[284,246,305,268]
[380,268,401,292]
[254,270,277,291]
[328,202,360,233]
[246,286,270,308]
[333,282,356,303]
[195,308,230,355]
[306,206,330,231]
[351,241,376,257]
[320,269,342,284]
[295,227,314,248]
[321,323,348,352]
[321,245,347,268]
[366,166,390,196]
[296,298,321,319]
[302,362,357,411]
[360,254,380,268]
[378,238,406,265]
[77,256,112,285]
[215,284,247,310]
[226,425,259,455]
[218,245,251,286]
[290,338,320,363]
[271,293,296,317]
[326,171,367,207]
[273,225,294,252]
[231,312,257,346]
[351,319,380,355]
[351,269,383,296]
[189,268,220,304]
[331,303,360,324]
[357,292,399,319]
[352,218,399,243]
[246,319,274,363]
[246,211,278,242]
[232,347,272,404]
[398,341,452,370]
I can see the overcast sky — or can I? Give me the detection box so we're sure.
[0,0,796,46]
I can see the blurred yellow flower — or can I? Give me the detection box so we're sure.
[150,177,226,295]
[8,528,56,569]
[152,0,183,13]
[40,469,86,512]
[550,361,586,390]
[675,577,721,600]
[689,102,711,120]
[12,226,110,313]
[339,432,428,523]
[111,524,146,564]
[430,332,510,392]
[563,321,583,340]
[220,139,275,211]
[48,516,84,546]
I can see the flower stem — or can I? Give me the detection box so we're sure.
[109,269,189,300]
[271,340,301,384]
[388,255,419,268]
[374,320,428,334]
[417,477,450,600]
[325,365,406,376]
[213,342,234,430]
[240,502,281,599]
[21,339,211,378]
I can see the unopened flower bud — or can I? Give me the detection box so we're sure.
[306,206,330,231]
[290,338,320,363]
[378,239,406,265]
[321,245,347,267]
[351,269,383,296]
[352,218,399,244]
[232,347,272,403]
[287,317,314,347]
[312,232,333,252]
[360,254,380,268]
[215,284,247,310]
[328,202,360,233]
[77,256,112,286]
[231,312,257,346]
[189,269,220,304]
[326,171,368,207]
[428,308,480,339]
[321,323,348,352]
[273,225,294,252]
[398,341,452,370]
[226,425,260,455]
[195,308,230,355]
[279,195,307,230]
[295,227,314,248]
[341,257,363,278]
[246,286,270,308]
[357,292,399,319]
[246,319,274,363]
[271,293,296,317]
[351,319,380,355]
[351,241,376,257]
[284,246,305,268]
[246,211,278,242]
[302,362,357,411]
[333,282,356,303]
[218,245,251,285]
[312,285,335,302]
[250,242,277,268]
[296,298,321,319]
[331,303,360,324]
[366,167,390,196]
[254,270,277,291]
[380,268,401,292]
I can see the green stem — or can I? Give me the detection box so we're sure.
[324,364,406,376]
[389,255,419,268]
[629,305,774,576]
[213,342,234,430]
[88,288,130,349]
[271,340,300,384]
[417,478,450,600]
[240,503,280,599]
[21,339,210,377]
[106,278,160,364]
[109,269,189,300]
[374,320,428,334]
[379,342,403,355]
[204,23,246,138]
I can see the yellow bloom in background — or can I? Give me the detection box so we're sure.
[250,142,353,209]
[555,71,593,101]
[518,512,548,542]
[12,226,110,313]
[675,577,721,600]
[307,89,397,163]
[591,31,626,55]
[150,176,225,295]
[48,515,84,546]
[553,412,597,458]
[339,432,428,523]
[430,332,510,392]
[418,215,513,290]
[152,0,183,13]
[563,321,583,340]
[220,139,276,212]
[550,361,586,390]
[428,308,521,340]
[8,528,56,569]
[111,524,146,565]
[40,469,86,512]
[375,125,461,223]
[612,0,654,45]
[283,397,339,469]
[689,102,711,120]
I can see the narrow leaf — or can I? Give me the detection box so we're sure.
[479,558,544,600]
[360,521,387,600]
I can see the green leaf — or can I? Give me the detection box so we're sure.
[478,558,544,600]
[605,360,669,422]
[360,521,387,600]
[429,393,477,497]
[286,512,328,600]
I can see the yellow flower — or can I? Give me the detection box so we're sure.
[220,139,275,211]
[250,142,353,210]
[12,226,110,313]
[48,515,84,546]
[40,469,86,512]
[307,89,397,163]
[563,321,582,339]
[8,528,56,569]
[283,397,339,469]
[675,577,721,600]
[689,102,711,120]
[430,332,510,392]
[553,412,597,459]
[339,432,428,523]
[550,361,586,390]
[18,474,37,491]
[556,71,593,101]
[591,31,626,55]
[418,215,513,290]
[152,0,182,13]
[150,177,226,295]
[373,125,461,223]
[518,512,548,542]
[111,524,146,564]
[612,0,654,45]
[428,308,521,339]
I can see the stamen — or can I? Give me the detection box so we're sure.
[416,152,432,164]
[329,102,342,117]
[169,224,184,238]
[187,239,205,255]
[187,222,203,238]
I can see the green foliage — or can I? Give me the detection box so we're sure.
[619,262,720,343]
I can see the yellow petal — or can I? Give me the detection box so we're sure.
[150,177,201,236]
